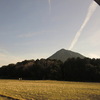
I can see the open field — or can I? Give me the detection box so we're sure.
[0,80,100,100]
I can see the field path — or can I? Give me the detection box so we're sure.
[0,94,19,100]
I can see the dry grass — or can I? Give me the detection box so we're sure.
[0,80,100,100]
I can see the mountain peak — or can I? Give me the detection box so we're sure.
[59,48,66,51]
[48,48,85,62]
[58,48,66,52]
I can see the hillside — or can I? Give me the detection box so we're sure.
[0,55,100,82]
[48,49,85,62]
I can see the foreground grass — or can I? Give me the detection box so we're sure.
[0,80,100,100]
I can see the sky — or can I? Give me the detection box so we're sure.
[0,0,100,66]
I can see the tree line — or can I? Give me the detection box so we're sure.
[0,58,100,82]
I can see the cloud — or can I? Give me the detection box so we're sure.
[81,29,100,47]
[18,30,57,38]
[0,48,23,67]
[18,31,47,38]
[69,1,97,50]
[88,30,100,46]
[18,32,38,38]
[88,53,100,58]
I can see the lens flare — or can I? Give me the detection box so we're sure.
[48,0,51,14]
[69,1,97,50]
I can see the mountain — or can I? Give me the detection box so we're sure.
[48,49,85,62]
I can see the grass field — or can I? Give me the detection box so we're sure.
[0,80,100,100]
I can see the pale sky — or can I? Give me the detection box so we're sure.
[0,0,100,66]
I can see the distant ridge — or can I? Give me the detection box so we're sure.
[48,49,85,62]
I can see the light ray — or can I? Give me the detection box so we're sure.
[48,0,51,14]
[69,1,97,50]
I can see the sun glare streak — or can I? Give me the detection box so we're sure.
[48,0,51,14]
[69,1,97,50]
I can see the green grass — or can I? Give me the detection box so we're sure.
[0,80,100,100]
